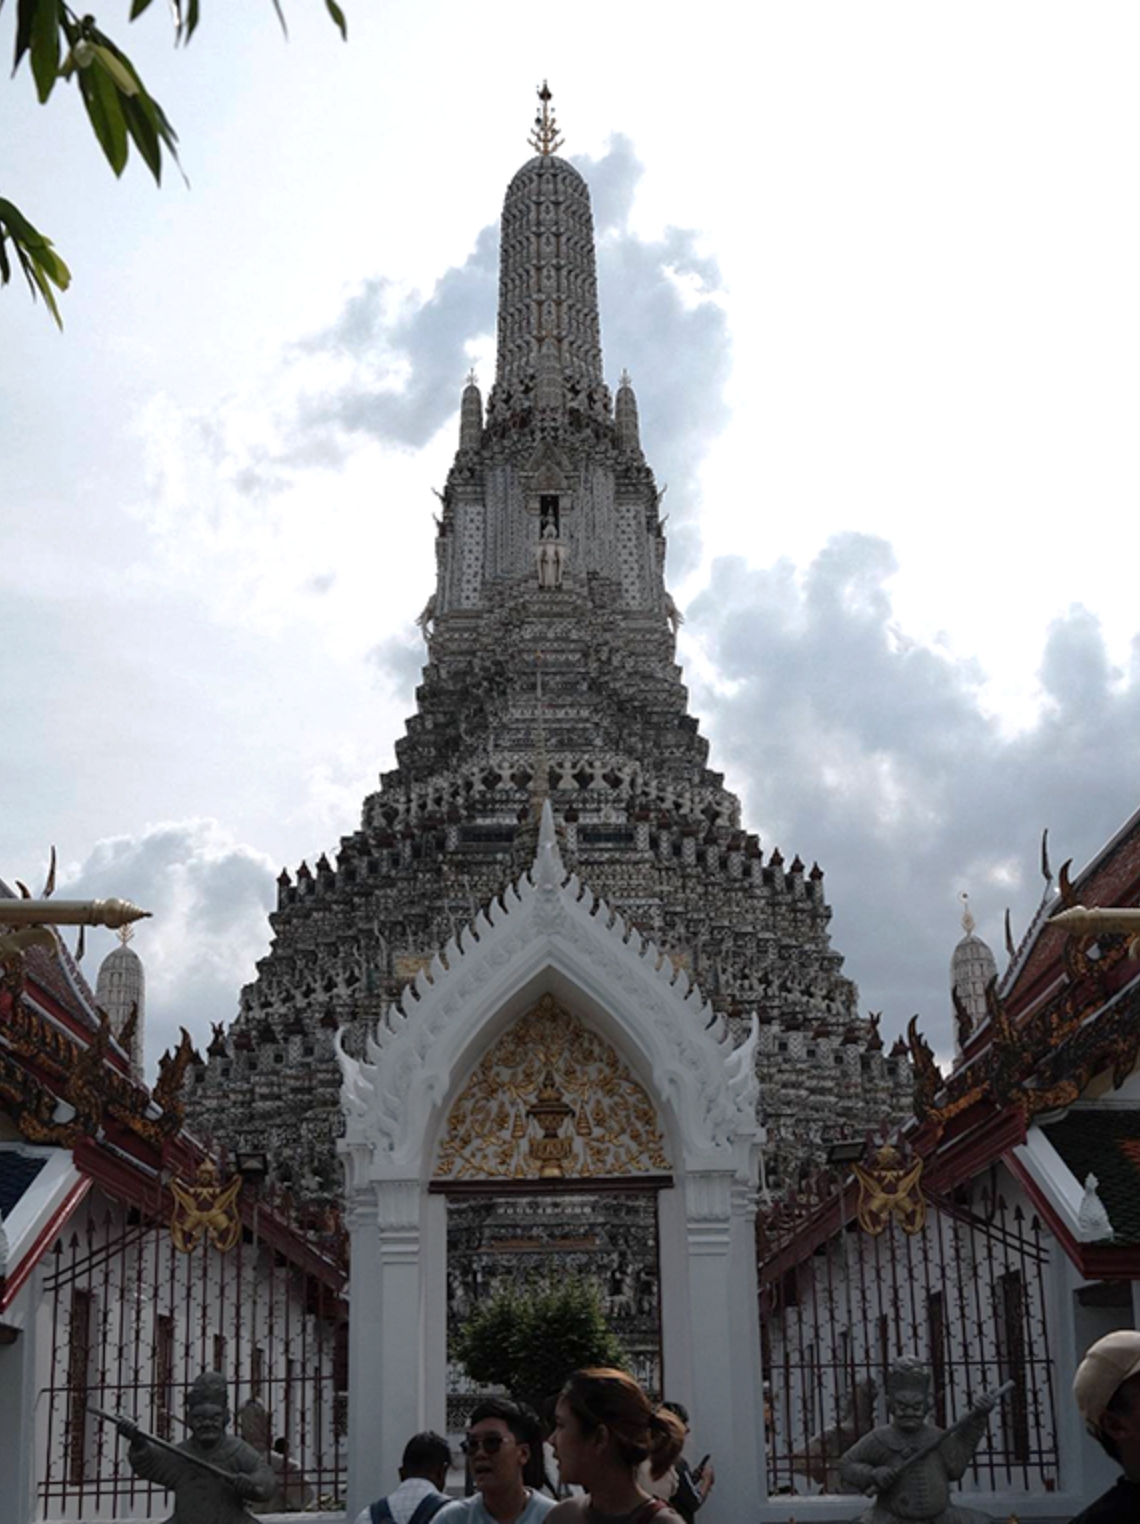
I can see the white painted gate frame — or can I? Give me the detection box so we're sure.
[336,804,765,1523]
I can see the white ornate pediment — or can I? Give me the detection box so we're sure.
[336,802,760,1188]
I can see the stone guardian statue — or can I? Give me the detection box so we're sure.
[114,1370,276,1523]
[837,1356,1010,1524]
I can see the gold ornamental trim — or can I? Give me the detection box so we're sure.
[433,994,670,1181]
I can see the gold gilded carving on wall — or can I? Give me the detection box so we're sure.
[853,1145,926,1236]
[170,1160,243,1253]
[434,995,671,1180]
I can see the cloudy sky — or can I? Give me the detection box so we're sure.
[4,3,1139,1075]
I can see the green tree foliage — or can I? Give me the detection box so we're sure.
[454,1274,626,1417]
[2,0,347,326]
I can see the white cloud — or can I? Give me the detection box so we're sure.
[62,820,279,1076]
[689,535,1140,1052]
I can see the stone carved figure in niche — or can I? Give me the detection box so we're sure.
[117,1370,276,1523]
[535,522,568,589]
[837,1357,1006,1523]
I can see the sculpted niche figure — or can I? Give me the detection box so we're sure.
[535,522,568,588]
[117,1370,276,1523]
[838,1357,1006,1524]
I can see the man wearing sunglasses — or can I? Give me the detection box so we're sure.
[436,1398,555,1524]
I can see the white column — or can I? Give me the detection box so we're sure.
[373,1179,426,1492]
[683,1170,764,1523]
[346,1191,383,1517]
[422,1192,449,1432]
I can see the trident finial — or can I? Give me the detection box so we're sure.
[528,81,564,157]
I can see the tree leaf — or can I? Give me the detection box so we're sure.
[0,203,68,326]
[27,252,64,326]
[0,195,47,247]
[92,43,140,98]
[30,0,61,103]
[78,62,129,176]
[120,93,162,182]
[129,0,159,16]
[14,0,36,73]
[269,0,289,38]
[325,0,347,40]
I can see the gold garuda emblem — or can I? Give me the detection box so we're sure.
[170,1160,242,1253]
[852,1144,925,1236]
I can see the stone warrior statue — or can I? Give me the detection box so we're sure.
[837,1356,1009,1524]
[535,521,568,588]
[114,1370,276,1523]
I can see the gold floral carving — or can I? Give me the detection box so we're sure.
[433,995,670,1180]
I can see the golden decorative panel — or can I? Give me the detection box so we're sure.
[170,1160,243,1253]
[853,1145,926,1236]
[433,995,671,1180]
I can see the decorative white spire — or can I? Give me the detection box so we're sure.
[1077,1174,1114,1242]
[459,369,483,452]
[615,368,642,454]
[533,798,565,891]
[95,927,146,1080]
[950,890,997,1053]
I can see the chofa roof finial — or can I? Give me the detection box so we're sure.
[528,80,564,157]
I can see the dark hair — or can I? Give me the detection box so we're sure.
[1095,1371,1140,1462]
[468,1396,540,1450]
[560,1368,685,1480]
[662,1400,690,1427]
[402,1431,452,1475]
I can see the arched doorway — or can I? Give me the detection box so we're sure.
[337,806,764,1522]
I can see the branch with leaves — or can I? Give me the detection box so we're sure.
[2,0,347,326]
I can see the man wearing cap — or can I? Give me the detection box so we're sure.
[1072,1330,1140,1522]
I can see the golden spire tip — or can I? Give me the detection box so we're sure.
[528,79,565,157]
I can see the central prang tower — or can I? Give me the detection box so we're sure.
[188,90,908,1197]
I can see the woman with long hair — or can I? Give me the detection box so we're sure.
[547,1368,687,1523]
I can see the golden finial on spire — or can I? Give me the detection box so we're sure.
[118,923,135,947]
[528,81,564,157]
[959,891,976,937]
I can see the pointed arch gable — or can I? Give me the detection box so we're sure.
[337,803,760,1186]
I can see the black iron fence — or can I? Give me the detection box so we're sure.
[758,1175,1059,1499]
[39,1186,348,1517]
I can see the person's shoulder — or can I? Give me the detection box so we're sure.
[542,1501,587,1524]
[523,1490,558,1520]
[432,1500,478,1524]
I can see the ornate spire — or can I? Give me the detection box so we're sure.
[615,368,642,455]
[459,368,483,452]
[950,891,997,1052]
[490,142,604,412]
[527,81,564,157]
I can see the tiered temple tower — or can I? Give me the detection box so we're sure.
[187,92,908,1197]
